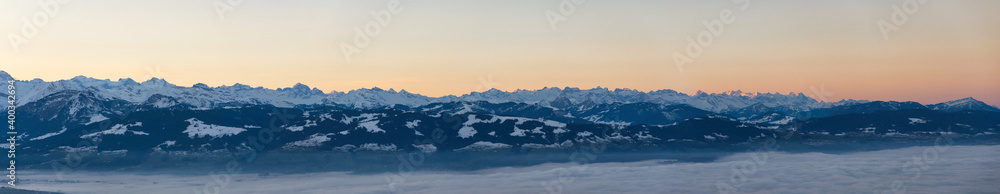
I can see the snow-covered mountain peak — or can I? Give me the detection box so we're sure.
[485,88,505,93]
[140,77,174,87]
[562,87,582,92]
[929,97,999,112]
[278,83,324,97]
[291,83,311,91]
[948,97,979,104]
[70,75,89,80]
[540,87,562,91]
[13,71,980,114]
[118,78,139,86]
[193,83,211,89]
[612,88,639,93]
[231,83,251,88]
[648,89,684,98]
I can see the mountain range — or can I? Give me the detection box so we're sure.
[3,71,995,114]
[2,71,998,169]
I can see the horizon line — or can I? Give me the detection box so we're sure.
[2,70,995,107]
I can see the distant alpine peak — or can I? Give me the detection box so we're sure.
[717,90,787,98]
[280,83,325,96]
[723,90,746,96]
[929,97,999,112]
[292,83,310,89]
[940,97,984,106]
[193,83,210,89]
[4,71,993,113]
[0,70,12,80]
[955,97,978,102]
[118,78,138,85]
[142,77,168,84]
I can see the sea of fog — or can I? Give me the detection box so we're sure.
[16,145,1000,194]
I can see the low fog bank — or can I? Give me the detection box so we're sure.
[17,145,1000,193]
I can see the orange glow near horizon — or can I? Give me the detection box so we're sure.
[0,0,997,106]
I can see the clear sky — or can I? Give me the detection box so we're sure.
[1,0,998,105]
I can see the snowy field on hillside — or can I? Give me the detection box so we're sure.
[17,145,1000,194]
